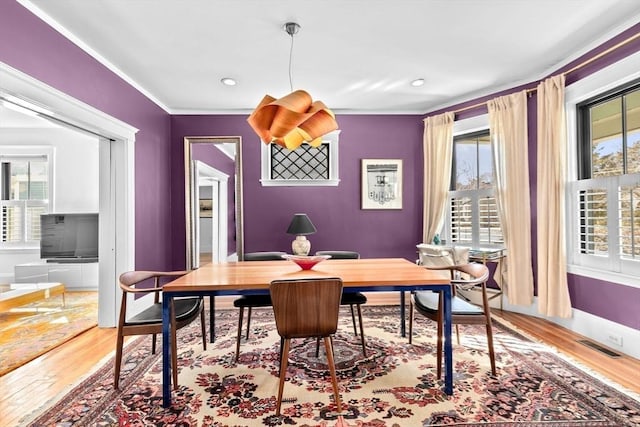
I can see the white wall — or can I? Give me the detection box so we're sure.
[0,126,98,282]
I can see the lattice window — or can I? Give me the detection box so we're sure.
[270,143,329,180]
[260,130,340,186]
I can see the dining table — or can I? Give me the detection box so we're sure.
[161,257,453,407]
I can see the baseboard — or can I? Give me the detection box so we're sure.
[502,296,639,360]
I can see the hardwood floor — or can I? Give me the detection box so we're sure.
[1,294,638,426]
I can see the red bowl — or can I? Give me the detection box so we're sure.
[281,254,331,270]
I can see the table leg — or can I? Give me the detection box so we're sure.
[162,294,172,407]
[442,285,453,395]
[209,295,216,343]
[399,291,406,337]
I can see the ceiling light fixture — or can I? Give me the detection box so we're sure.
[411,78,425,87]
[247,22,338,150]
[220,77,237,86]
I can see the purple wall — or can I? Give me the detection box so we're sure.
[170,115,424,269]
[1,2,173,270]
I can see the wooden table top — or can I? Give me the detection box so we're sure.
[165,257,450,293]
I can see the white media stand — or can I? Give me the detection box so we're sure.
[14,261,99,290]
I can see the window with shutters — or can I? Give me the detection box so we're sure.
[0,153,50,248]
[568,80,640,276]
[260,130,340,186]
[444,130,503,247]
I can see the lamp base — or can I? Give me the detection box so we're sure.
[291,235,311,256]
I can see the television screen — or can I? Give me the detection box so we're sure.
[40,213,99,260]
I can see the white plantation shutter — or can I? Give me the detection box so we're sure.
[619,182,640,260]
[448,189,503,247]
[569,173,640,275]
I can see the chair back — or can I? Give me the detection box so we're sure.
[270,278,343,339]
[451,263,490,291]
[243,251,286,261]
[416,243,469,268]
[315,250,360,259]
[118,270,187,306]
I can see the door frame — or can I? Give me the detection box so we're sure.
[0,62,136,327]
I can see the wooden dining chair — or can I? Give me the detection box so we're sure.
[270,277,344,416]
[408,263,495,378]
[315,250,367,356]
[233,251,286,361]
[114,270,206,389]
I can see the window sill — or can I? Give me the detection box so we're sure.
[0,247,39,254]
[260,179,340,187]
[567,264,640,289]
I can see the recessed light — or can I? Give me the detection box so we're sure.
[221,77,237,86]
[411,78,425,87]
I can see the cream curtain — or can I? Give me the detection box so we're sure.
[537,75,572,317]
[488,92,534,306]
[422,112,455,243]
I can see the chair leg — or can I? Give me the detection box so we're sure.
[275,338,291,416]
[324,336,342,414]
[315,337,321,357]
[235,307,245,362]
[455,324,461,345]
[349,304,358,335]
[485,317,496,376]
[114,330,124,389]
[356,304,366,356]
[246,307,253,339]
[151,333,157,354]
[200,305,207,351]
[408,299,414,344]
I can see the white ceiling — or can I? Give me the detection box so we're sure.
[17,0,640,114]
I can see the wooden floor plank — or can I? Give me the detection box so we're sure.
[0,296,637,426]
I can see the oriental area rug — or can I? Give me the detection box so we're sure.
[21,306,640,426]
[0,291,98,376]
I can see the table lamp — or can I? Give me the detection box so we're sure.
[286,213,317,255]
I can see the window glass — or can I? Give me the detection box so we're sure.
[590,98,623,177]
[448,131,502,247]
[626,89,640,174]
[1,156,49,245]
[453,133,492,190]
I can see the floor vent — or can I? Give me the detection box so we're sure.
[577,339,622,358]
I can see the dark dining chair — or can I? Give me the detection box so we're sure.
[408,262,495,378]
[315,250,367,356]
[270,277,344,416]
[233,251,286,361]
[114,270,206,389]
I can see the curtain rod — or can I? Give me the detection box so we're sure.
[450,29,640,116]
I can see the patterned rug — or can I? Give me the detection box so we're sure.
[0,291,98,376]
[21,306,640,426]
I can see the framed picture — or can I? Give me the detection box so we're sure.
[361,159,403,209]
[199,199,213,218]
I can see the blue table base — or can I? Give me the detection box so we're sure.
[162,285,453,407]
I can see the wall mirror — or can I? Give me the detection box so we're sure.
[185,136,243,269]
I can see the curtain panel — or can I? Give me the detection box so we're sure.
[537,75,572,318]
[422,112,455,244]
[488,92,534,306]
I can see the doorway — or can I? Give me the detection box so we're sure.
[193,160,229,266]
[1,62,135,328]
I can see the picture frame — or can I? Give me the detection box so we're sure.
[361,159,403,209]
[199,199,213,218]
